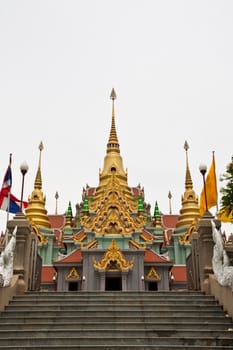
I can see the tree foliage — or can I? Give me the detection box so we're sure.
[220,156,233,216]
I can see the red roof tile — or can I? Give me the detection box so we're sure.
[56,249,83,263]
[41,266,56,283]
[171,265,187,282]
[162,215,179,228]
[48,215,65,228]
[144,249,169,263]
[87,187,96,196]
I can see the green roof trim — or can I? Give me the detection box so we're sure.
[154,201,160,217]
[138,197,144,211]
[67,201,73,217]
[83,197,89,211]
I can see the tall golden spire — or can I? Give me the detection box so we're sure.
[184,140,193,190]
[34,141,43,190]
[98,88,127,181]
[25,142,51,228]
[107,88,119,150]
[176,141,200,228]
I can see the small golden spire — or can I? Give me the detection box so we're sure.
[184,140,193,190]
[176,141,199,228]
[34,141,44,190]
[108,88,119,148]
[25,141,51,228]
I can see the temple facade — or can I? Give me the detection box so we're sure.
[25,89,200,292]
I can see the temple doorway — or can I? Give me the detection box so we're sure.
[148,281,158,291]
[105,276,122,291]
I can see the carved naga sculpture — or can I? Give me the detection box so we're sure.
[211,220,233,290]
[0,226,17,287]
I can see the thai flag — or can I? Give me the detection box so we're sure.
[0,158,28,214]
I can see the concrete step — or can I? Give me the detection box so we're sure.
[0,321,232,330]
[4,303,223,312]
[0,335,233,347]
[0,314,231,324]
[11,297,218,305]
[1,309,226,318]
[0,346,232,350]
[1,328,233,338]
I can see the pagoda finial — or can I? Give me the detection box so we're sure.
[153,201,162,228]
[25,141,51,228]
[55,191,59,215]
[176,141,199,228]
[34,141,44,190]
[107,88,119,148]
[64,201,73,228]
[168,190,172,215]
[184,140,193,190]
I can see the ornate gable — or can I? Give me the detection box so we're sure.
[80,175,146,236]
[93,239,134,271]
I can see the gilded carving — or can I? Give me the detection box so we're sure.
[81,175,145,236]
[145,267,161,281]
[93,239,134,271]
[66,267,80,280]
[32,224,48,245]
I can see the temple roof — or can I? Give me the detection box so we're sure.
[144,249,171,264]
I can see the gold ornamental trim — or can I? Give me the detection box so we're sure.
[129,239,146,249]
[32,224,48,245]
[93,239,134,272]
[145,267,161,281]
[178,219,197,245]
[66,267,81,280]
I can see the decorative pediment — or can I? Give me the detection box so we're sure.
[145,267,161,281]
[81,176,146,236]
[93,239,134,272]
[65,267,81,280]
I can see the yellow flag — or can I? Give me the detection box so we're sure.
[199,153,217,216]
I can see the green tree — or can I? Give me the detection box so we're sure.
[219,156,233,222]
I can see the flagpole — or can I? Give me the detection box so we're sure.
[5,153,12,245]
[212,151,219,214]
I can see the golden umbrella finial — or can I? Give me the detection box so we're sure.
[55,191,59,215]
[184,140,189,152]
[110,88,116,100]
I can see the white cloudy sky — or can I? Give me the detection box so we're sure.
[0,1,232,233]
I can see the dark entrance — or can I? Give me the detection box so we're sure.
[148,281,158,291]
[105,276,122,291]
[68,281,79,291]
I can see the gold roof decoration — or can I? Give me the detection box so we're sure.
[93,239,134,271]
[32,223,48,245]
[145,267,161,281]
[176,141,200,228]
[65,267,81,280]
[25,142,51,229]
[80,175,146,235]
[129,239,146,249]
[178,218,197,245]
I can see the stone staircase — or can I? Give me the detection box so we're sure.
[0,291,233,349]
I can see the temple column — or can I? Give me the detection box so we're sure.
[99,271,106,291]
[121,272,127,291]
